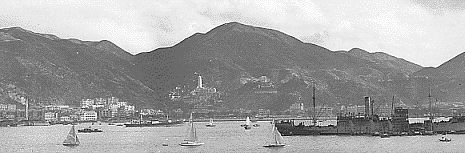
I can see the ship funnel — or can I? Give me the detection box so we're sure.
[371,100,374,117]
[364,97,370,117]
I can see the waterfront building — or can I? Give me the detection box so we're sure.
[345,105,358,115]
[173,108,183,115]
[377,103,392,117]
[357,105,366,116]
[44,112,58,121]
[319,107,334,117]
[79,111,97,121]
[94,98,106,105]
[59,116,71,122]
[81,99,94,108]
[258,109,271,116]
[0,104,7,110]
[7,104,16,111]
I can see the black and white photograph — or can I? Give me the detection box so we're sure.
[1,0,465,152]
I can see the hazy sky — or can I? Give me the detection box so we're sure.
[1,0,464,67]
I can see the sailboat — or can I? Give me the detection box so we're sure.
[243,117,252,130]
[63,125,80,146]
[264,119,286,147]
[180,113,204,146]
[206,118,216,127]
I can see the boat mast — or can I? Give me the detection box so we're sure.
[140,113,143,124]
[312,84,317,126]
[391,95,394,119]
[273,125,277,144]
[428,88,432,120]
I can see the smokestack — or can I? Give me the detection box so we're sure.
[371,100,374,117]
[198,75,203,88]
[364,97,370,117]
[25,99,29,120]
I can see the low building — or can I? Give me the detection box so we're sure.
[60,116,71,122]
[44,112,58,121]
[79,111,97,121]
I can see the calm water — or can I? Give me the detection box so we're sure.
[1,121,465,153]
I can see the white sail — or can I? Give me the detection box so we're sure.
[63,125,79,145]
[180,113,204,146]
[209,118,213,124]
[267,120,285,145]
[185,113,196,142]
[245,117,251,126]
[274,126,285,144]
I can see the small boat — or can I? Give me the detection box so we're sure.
[439,137,451,142]
[439,132,451,142]
[78,127,103,133]
[180,113,204,146]
[243,117,252,130]
[400,132,408,136]
[380,133,390,138]
[263,119,285,148]
[206,118,216,127]
[253,123,260,127]
[423,130,435,135]
[63,125,80,146]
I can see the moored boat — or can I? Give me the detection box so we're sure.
[125,113,183,127]
[78,126,103,133]
[243,117,252,130]
[205,118,216,127]
[380,133,390,138]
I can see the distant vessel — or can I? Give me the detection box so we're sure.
[206,118,216,127]
[180,113,204,146]
[124,114,183,127]
[24,121,50,126]
[263,119,285,148]
[244,117,252,130]
[63,125,80,146]
[380,133,390,138]
[78,126,103,133]
[439,132,451,142]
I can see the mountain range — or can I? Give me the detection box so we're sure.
[1,22,463,111]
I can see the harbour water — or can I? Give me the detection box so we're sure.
[1,121,465,153]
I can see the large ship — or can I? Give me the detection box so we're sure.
[275,85,352,135]
[275,85,398,136]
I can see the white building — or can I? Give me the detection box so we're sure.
[44,112,58,121]
[0,104,7,110]
[79,111,97,121]
[60,116,71,122]
[81,99,95,108]
[117,102,128,107]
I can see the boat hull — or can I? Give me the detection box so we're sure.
[179,142,204,146]
[244,126,252,130]
[206,124,216,127]
[78,130,103,133]
[124,121,183,127]
[439,139,451,142]
[263,144,285,147]
[62,143,79,146]
[433,118,465,134]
